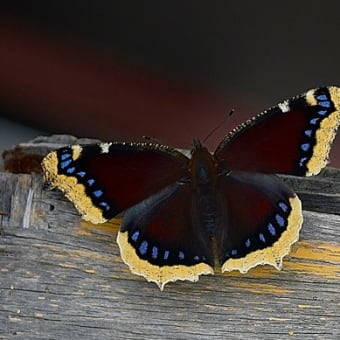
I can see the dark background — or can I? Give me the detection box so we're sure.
[1,1,340,164]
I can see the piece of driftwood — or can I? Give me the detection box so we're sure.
[0,136,339,339]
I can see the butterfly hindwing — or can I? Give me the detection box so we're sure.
[215,171,302,273]
[42,142,189,223]
[117,183,214,290]
[215,86,340,176]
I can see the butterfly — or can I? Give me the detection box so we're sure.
[42,86,340,290]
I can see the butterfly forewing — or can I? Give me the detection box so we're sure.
[214,86,340,176]
[42,142,189,223]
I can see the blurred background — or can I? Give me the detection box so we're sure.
[1,1,340,168]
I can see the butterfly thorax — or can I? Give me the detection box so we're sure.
[190,139,218,187]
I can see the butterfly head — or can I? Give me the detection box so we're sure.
[192,138,204,151]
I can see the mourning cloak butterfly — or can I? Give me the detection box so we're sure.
[42,86,340,290]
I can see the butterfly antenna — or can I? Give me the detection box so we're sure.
[202,109,235,144]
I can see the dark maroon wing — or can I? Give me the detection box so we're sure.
[214,86,340,176]
[42,142,189,224]
[215,171,302,273]
[117,183,214,290]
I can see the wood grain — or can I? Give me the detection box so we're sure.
[0,155,339,339]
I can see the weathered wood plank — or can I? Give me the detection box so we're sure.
[1,156,340,339]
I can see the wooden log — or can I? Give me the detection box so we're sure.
[0,137,339,339]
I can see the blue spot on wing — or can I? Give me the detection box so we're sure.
[259,233,266,243]
[178,251,185,260]
[131,230,140,242]
[152,246,158,259]
[60,159,72,169]
[99,201,110,211]
[66,166,76,174]
[299,157,308,167]
[301,143,310,151]
[87,179,95,186]
[319,101,331,108]
[60,153,71,161]
[163,250,170,260]
[93,190,103,198]
[76,171,86,177]
[318,110,328,116]
[304,129,313,137]
[278,201,288,212]
[245,239,251,248]
[317,94,327,101]
[275,214,285,227]
[267,223,276,236]
[139,241,148,255]
[310,118,320,125]
[231,249,238,256]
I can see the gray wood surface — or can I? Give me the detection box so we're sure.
[0,162,339,339]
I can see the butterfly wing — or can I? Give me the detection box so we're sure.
[42,142,189,223]
[214,86,340,176]
[214,171,302,273]
[117,182,214,290]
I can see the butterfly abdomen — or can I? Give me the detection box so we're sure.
[193,187,220,236]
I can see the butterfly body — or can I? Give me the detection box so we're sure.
[42,86,340,290]
[189,139,221,237]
